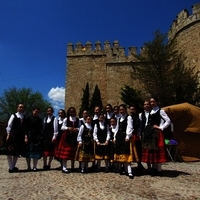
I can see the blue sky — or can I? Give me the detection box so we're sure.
[0,0,198,114]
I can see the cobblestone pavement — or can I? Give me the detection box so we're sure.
[0,156,200,200]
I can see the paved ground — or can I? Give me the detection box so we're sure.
[0,156,200,200]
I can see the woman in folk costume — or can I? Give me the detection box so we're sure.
[142,97,170,176]
[57,107,80,173]
[54,109,66,169]
[75,116,94,173]
[129,105,143,172]
[24,107,43,171]
[43,107,58,170]
[93,113,110,172]
[114,104,137,179]
[139,100,151,171]
[5,103,26,173]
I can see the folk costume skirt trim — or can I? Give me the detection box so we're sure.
[56,131,78,160]
[114,139,139,163]
[94,142,110,160]
[142,130,168,163]
[75,145,95,162]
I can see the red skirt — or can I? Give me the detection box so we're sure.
[142,130,168,163]
[55,131,78,160]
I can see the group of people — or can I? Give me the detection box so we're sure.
[4,96,171,179]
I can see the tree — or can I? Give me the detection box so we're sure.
[132,30,200,106]
[120,85,143,112]
[0,87,52,121]
[79,83,90,117]
[89,85,103,115]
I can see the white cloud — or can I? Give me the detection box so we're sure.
[48,87,65,103]
[48,87,65,114]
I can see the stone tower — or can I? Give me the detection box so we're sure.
[168,3,200,72]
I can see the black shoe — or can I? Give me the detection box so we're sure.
[151,169,162,177]
[119,170,126,175]
[13,167,18,172]
[135,165,145,172]
[8,169,14,173]
[128,173,134,179]
[80,169,85,173]
[43,165,50,170]
[26,168,31,172]
[33,167,37,172]
[62,168,69,173]
[96,168,101,172]
[8,167,18,173]
[105,168,109,173]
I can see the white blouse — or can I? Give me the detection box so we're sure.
[116,114,133,140]
[150,106,171,130]
[44,115,58,139]
[6,112,25,133]
[61,116,81,131]
[77,123,92,144]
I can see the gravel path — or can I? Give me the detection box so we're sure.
[0,156,200,200]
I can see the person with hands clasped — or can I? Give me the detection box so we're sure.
[75,116,94,173]
[93,113,110,172]
[5,103,26,173]
[43,107,58,170]
[113,104,134,179]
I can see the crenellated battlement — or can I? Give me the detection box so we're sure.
[168,3,200,40]
[67,40,146,62]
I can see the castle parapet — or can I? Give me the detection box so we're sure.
[168,3,200,41]
[67,40,142,62]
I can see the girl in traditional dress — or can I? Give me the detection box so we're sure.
[142,97,170,176]
[114,104,135,179]
[75,116,94,173]
[54,109,66,169]
[5,103,26,172]
[57,107,80,173]
[93,113,110,172]
[91,106,101,170]
[25,107,43,171]
[109,117,118,172]
[43,107,58,170]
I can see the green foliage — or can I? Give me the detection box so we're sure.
[120,85,143,112]
[89,85,103,115]
[132,30,200,106]
[0,87,52,121]
[79,83,90,117]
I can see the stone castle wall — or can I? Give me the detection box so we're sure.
[168,3,200,72]
[65,41,144,112]
[65,3,200,112]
